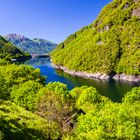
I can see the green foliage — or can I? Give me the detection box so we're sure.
[122,87,140,104]
[65,87,140,140]
[70,86,88,101]
[36,82,76,133]
[0,64,46,100]
[45,82,69,101]
[76,87,101,111]
[0,100,61,140]
[70,86,110,113]
[73,102,140,140]
[0,74,7,99]
[0,59,8,66]
[11,80,43,111]
[51,0,140,75]
[0,58,139,140]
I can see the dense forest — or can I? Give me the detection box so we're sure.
[51,0,140,76]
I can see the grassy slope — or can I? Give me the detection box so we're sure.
[51,0,140,75]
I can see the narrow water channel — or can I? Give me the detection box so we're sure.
[25,58,140,102]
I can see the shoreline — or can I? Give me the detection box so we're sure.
[52,64,140,82]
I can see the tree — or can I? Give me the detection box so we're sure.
[11,80,43,111]
[36,82,76,133]
[0,64,46,100]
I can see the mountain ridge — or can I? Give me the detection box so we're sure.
[5,34,57,54]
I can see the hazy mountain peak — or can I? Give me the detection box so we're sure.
[5,34,57,54]
[6,34,26,41]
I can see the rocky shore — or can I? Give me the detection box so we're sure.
[52,64,140,82]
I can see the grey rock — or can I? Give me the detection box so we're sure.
[52,64,140,82]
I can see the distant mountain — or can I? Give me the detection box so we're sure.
[5,34,57,54]
[0,35,31,61]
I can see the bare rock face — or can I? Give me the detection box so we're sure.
[100,25,110,33]
[134,0,139,3]
[52,64,140,82]
[123,3,129,9]
[132,7,140,18]
[114,74,140,82]
[97,41,103,45]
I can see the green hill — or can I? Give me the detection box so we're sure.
[0,35,31,62]
[51,0,140,79]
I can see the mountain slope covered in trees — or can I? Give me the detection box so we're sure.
[5,34,57,54]
[0,35,31,61]
[51,0,140,78]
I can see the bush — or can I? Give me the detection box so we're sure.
[0,59,8,66]
[36,82,76,133]
[74,102,140,140]
[122,87,140,104]
[0,64,46,100]
[11,80,43,111]
[70,86,110,113]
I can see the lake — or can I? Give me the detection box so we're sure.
[25,57,140,102]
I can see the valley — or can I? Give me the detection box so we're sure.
[0,0,140,139]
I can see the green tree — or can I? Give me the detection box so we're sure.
[11,80,43,111]
[37,82,76,133]
[0,64,46,100]
[123,87,140,104]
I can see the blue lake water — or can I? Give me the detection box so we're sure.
[25,58,140,102]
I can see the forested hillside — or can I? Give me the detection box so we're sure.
[0,35,31,61]
[0,61,140,139]
[51,0,140,76]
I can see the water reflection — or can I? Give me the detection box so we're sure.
[55,69,139,102]
[25,58,140,102]
[25,57,50,67]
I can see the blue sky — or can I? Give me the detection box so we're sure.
[0,0,111,43]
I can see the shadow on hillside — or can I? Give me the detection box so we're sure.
[0,117,53,140]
